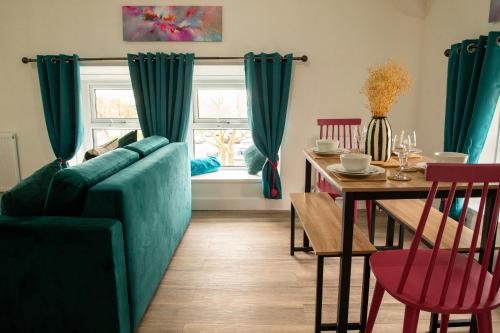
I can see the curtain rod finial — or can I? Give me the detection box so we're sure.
[301,55,308,62]
[21,57,30,64]
[444,49,450,57]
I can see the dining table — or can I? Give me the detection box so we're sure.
[302,149,498,333]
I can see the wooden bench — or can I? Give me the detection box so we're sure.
[376,199,498,252]
[290,192,376,333]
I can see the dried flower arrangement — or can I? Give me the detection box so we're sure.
[361,59,413,117]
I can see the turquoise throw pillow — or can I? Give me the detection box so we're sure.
[191,156,220,176]
[1,159,62,216]
[243,145,266,175]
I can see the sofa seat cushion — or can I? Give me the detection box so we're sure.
[124,136,169,158]
[1,160,63,216]
[43,148,140,216]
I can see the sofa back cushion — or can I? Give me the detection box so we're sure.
[43,148,140,216]
[1,160,62,216]
[124,136,169,157]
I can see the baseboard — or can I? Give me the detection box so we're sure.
[192,197,290,210]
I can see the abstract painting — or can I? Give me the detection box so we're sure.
[122,6,222,41]
[490,0,500,22]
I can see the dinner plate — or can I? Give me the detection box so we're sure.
[326,164,386,176]
[312,147,350,156]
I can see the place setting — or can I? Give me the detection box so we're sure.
[327,153,387,182]
[309,138,350,158]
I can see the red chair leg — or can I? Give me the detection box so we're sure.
[365,200,372,234]
[476,311,492,333]
[440,314,449,333]
[365,282,385,333]
[353,200,358,225]
[402,306,420,333]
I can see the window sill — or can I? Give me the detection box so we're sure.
[191,169,261,183]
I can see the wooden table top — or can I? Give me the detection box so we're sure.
[304,150,487,194]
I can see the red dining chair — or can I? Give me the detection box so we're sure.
[365,163,500,333]
[317,118,372,232]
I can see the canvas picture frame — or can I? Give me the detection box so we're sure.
[122,6,222,41]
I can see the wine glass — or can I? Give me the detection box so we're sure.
[389,135,411,181]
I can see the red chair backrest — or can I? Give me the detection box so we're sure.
[398,163,500,306]
[317,118,361,149]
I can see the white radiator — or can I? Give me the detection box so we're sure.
[0,133,20,192]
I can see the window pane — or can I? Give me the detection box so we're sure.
[95,89,137,119]
[92,129,143,147]
[194,129,252,167]
[197,89,247,119]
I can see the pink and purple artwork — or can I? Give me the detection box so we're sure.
[122,6,222,42]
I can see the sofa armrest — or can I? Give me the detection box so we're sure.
[0,215,130,333]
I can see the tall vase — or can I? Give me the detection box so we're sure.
[365,117,392,162]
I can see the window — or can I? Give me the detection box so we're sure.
[78,65,253,171]
[190,66,252,168]
[468,97,500,214]
[78,67,142,162]
[477,97,500,163]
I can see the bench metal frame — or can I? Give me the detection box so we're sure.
[291,204,372,333]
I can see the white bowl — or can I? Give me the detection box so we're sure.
[433,152,468,164]
[316,139,340,152]
[340,153,372,172]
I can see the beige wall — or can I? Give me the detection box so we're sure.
[0,0,427,208]
[417,0,500,154]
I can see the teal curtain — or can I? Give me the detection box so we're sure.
[36,54,83,165]
[244,53,293,199]
[127,53,194,142]
[443,31,500,219]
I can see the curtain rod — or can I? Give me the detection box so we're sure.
[444,36,500,57]
[21,55,308,64]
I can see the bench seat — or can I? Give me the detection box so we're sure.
[376,199,497,252]
[290,192,376,256]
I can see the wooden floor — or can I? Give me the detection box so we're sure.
[137,211,500,333]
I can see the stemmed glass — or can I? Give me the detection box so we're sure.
[353,125,367,153]
[389,134,411,181]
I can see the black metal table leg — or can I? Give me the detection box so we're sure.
[305,159,312,193]
[369,201,376,244]
[291,204,296,256]
[315,256,324,333]
[304,159,312,249]
[337,192,356,333]
[360,256,371,333]
[386,216,395,247]
[429,312,439,333]
[398,224,405,249]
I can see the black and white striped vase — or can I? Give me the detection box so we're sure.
[365,117,392,162]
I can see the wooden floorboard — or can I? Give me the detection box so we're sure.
[136,210,500,333]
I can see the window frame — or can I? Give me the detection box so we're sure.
[79,69,141,161]
[190,74,251,169]
[89,83,138,124]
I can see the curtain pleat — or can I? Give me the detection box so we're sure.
[245,52,293,199]
[443,31,500,219]
[127,52,194,142]
[36,54,83,165]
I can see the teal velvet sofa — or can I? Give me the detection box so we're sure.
[0,138,192,333]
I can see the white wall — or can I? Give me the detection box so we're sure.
[0,0,426,209]
[417,0,500,154]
